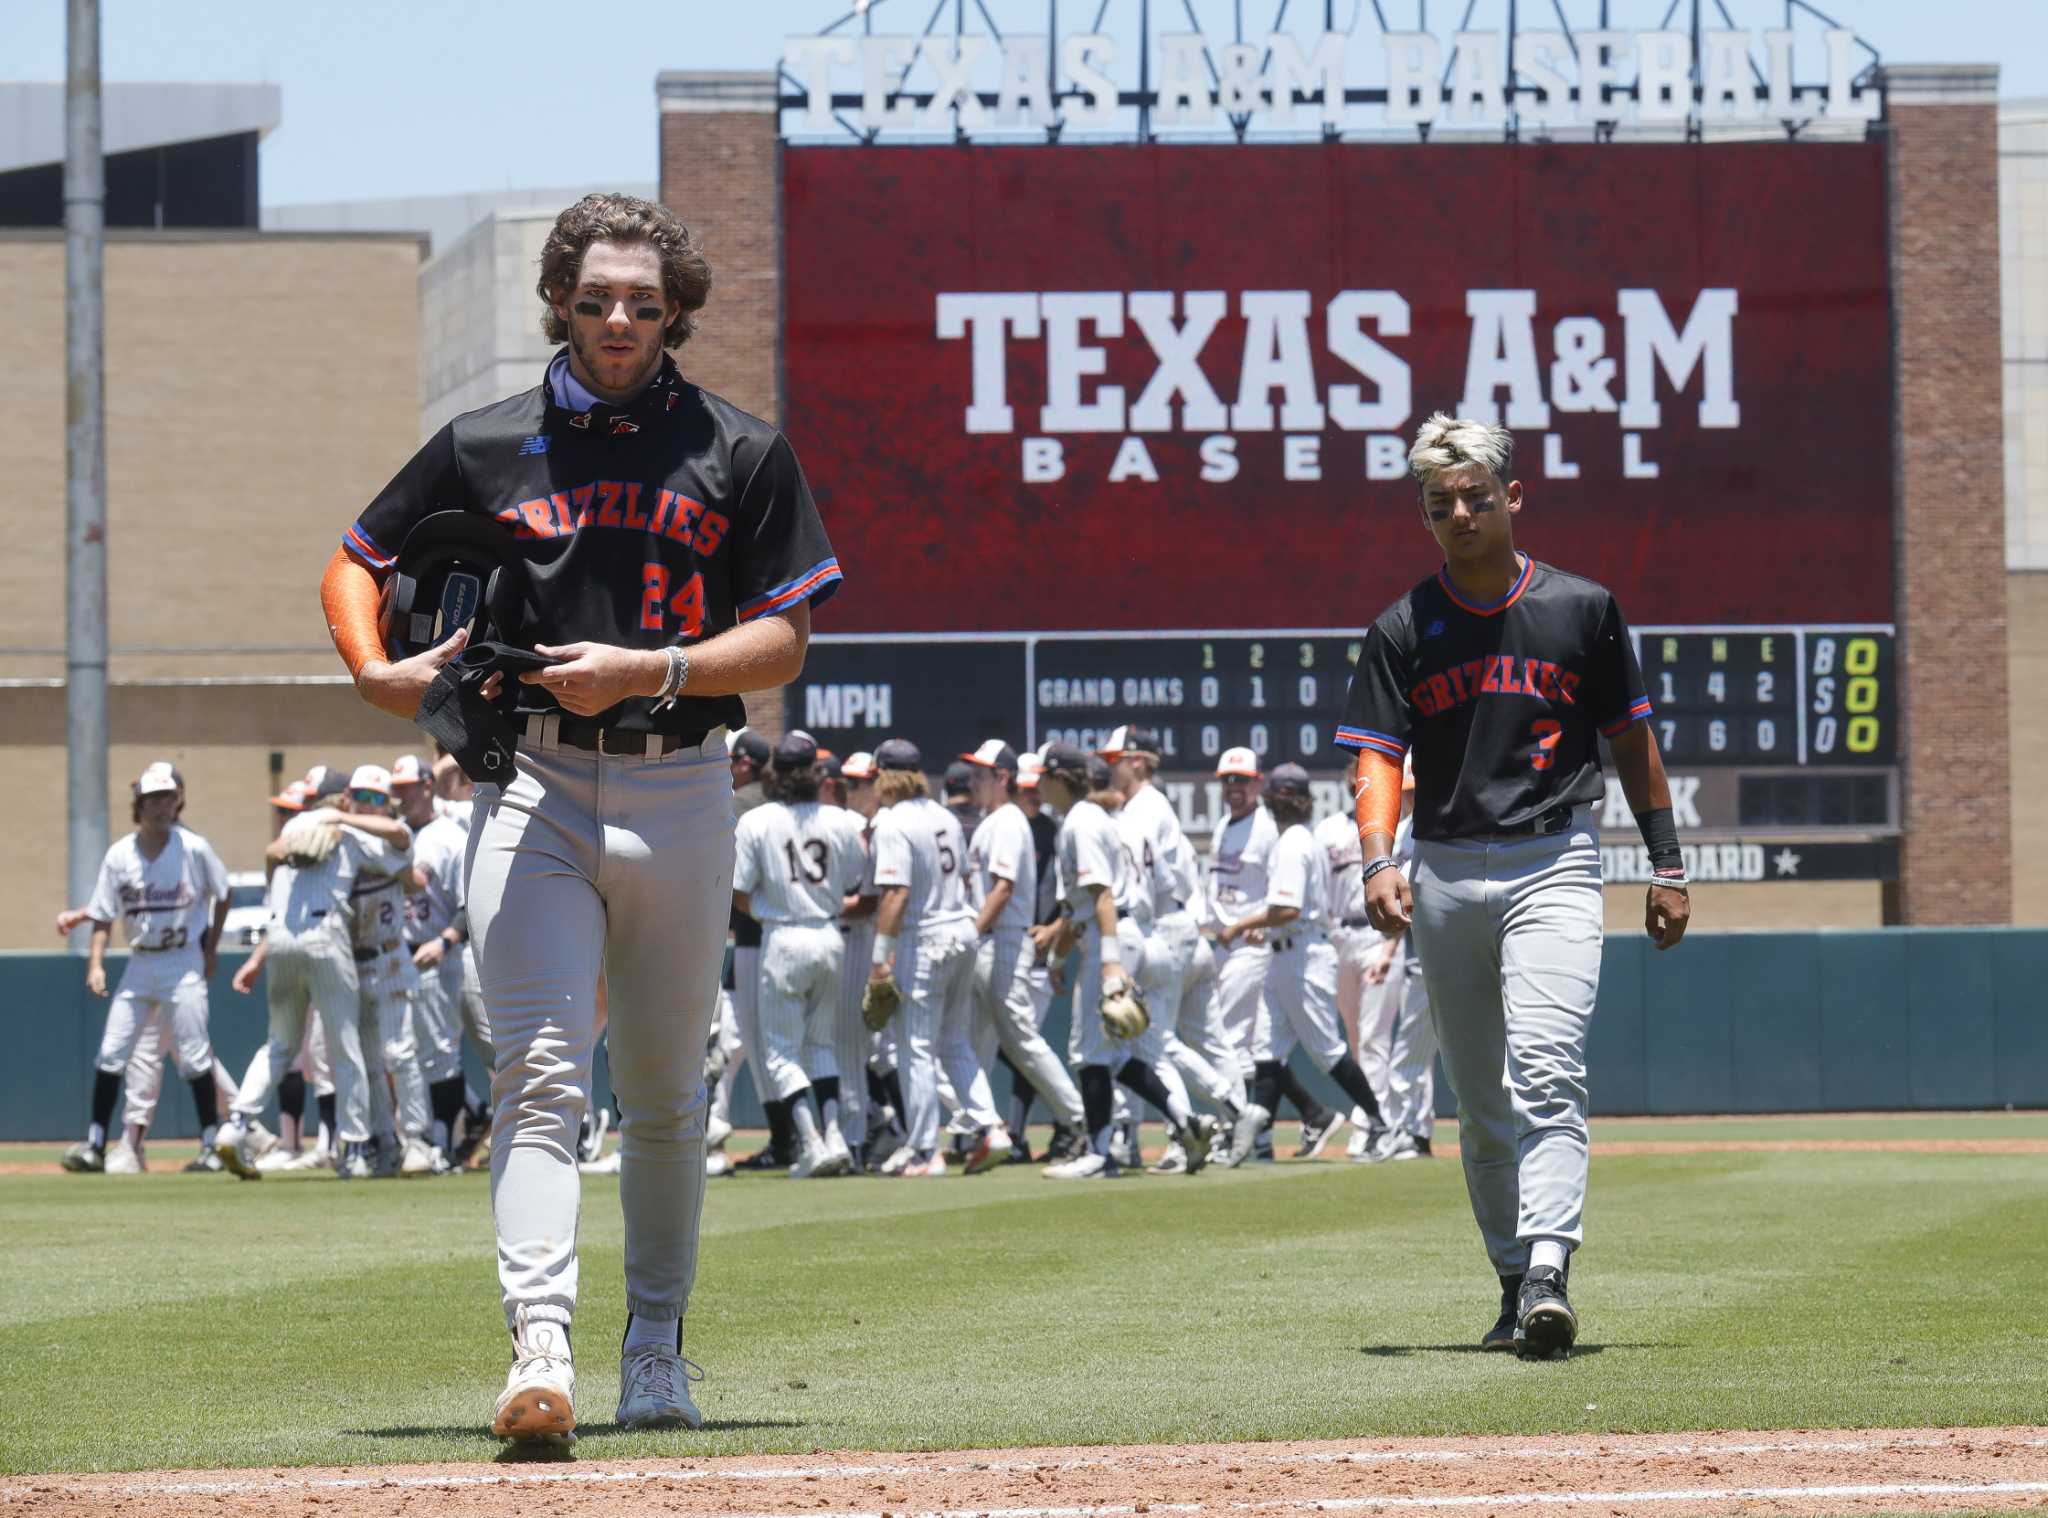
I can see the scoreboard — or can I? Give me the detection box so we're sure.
[790,626,1899,838]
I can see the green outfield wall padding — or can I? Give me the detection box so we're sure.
[7,928,2045,1141]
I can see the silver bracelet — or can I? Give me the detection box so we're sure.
[654,645,689,710]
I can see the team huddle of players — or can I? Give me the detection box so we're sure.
[57,754,498,1179]
[59,723,1441,1183]
[706,722,1440,1179]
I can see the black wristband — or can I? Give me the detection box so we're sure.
[1634,805,1683,873]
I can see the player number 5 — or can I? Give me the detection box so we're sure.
[1529,718,1563,771]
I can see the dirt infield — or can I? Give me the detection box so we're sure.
[8,1428,2048,1518]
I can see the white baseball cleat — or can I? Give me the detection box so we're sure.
[878,1144,917,1177]
[579,1148,622,1175]
[704,1147,733,1177]
[705,1114,733,1149]
[901,1150,947,1178]
[492,1308,575,1441]
[400,1137,437,1177]
[1043,1150,1116,1180]
[616,1343,704,1430]
[254,1147,298,1173]
[104,1139,143,1175]
[821,1127,854,1175]
[216,1119,274,1180]
[1226,1103,1272,1168]
[962,1125,1013,1175]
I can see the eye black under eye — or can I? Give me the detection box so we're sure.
[574,299,603,317]
[634,306,662,322]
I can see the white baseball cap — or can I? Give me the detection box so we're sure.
[840,750,878,781]
[1216,746,1261,779]
[961,738,1020,770]
[389,753,429,786]
[348,764,393,795]
[1016,752,1045,791]
[135,762,181,797]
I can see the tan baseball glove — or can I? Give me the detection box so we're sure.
[280,808,344,866]
[1099,974,1149,1040]
[861,974,902,1032]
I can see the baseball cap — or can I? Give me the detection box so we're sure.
[310,768,349,801]
[348,763,394,795]
[1016,752,1045,791]
[270,779,312,812]
[1086,755,1114,791]
[1265,762,1312,799]
[874,737,923,772]
[818,753,844,784]
[961,738,1020,772]
[134,762,181,797]
[943,760,977,798]
[389,753,429,786]
[728,728,771,767]
[1098,725,1163,760]
[774,729,820,768]
[1216,746,1261,779]
[841,750,878,782]
[1039,740,1092,780]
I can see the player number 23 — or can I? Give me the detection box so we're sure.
[639,566,706,636]
[1528,718,1564,771]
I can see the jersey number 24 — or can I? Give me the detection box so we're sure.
[640,566,705,637]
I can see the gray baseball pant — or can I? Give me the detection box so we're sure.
[1408,808,1603,1275]
[833,918,875,1148]
[972,928,1085,1128]
[757,921,843,1099]
[239,927,369,1140]
[465,734,732,1335]
[1381,940,1437,1141]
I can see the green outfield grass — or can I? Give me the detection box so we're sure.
[3,1113,2044,1475]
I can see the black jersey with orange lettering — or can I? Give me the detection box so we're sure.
[1335,556,1651,841]
[342,353,841,738]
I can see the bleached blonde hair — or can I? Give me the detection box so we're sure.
[1408,412,1514,490]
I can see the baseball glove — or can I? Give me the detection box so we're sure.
[861,974,902,1033]
[280,808,344,866]
[1099,975,1150,1040]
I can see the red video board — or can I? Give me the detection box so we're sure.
[782,141,1891,633]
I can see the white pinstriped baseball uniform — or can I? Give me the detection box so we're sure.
[967,801,1084,1129]
[405,812,475,1085]
[734,799,868,1102]
[1251,820,1349,1070]
[234,812,408,1145]
[351,874,429,1142]
[1317,809,1393,1113]
[1379,813,1438,1143]
[873,794,999,1155]
[86,827,229,1081]
[833,818,880,1148]
[1121,783,1237,1113]
[1056,798,1160,1070]
[1204,805,1279,1079]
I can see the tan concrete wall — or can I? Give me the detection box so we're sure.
[1603,881,1882,935]
[2013,570,2048,923]
[0,682,420,949]
[0,231,425,683]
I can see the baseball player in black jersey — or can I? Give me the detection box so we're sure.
[1338,412,1689,1362]
[322,194,840,1441]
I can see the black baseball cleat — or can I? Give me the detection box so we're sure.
[734,1144,784,1173]
[1514,1266,1578,1360]
[1041,1123,1087,1163]
[1481,1273,1523,1351]
[1296,1112,1343,1158]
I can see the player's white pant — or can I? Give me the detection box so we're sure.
[1408,809,1603,1275]
[1253,936,1347,1071]
[361,950,429,1140]
[709,985,742,1133]
[1333,922,1394,1112]
[756,921,844,1101]
[1154,923,1238,1113]
[96,957,215,1080]
[971,929,1085,1128]
[234,1007,333,1116]
[468,738,731,1334]
[240,927,366,1140]
[728,941,762,1119]
[1179,930,1236,1106]
[410,948,468,1085]
[119,1006,171,1130]
[833,918,876,1148]
[1382,941,1437,1141]
[1213,940,1271,1081]
[893,917,997,1155]
[1074,919,1167,1069]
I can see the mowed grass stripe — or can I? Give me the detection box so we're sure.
[3,1123,2045,1473]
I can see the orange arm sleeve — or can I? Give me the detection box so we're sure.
[1352,750,1403,851]
[322,548,386,680]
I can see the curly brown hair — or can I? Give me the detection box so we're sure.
[536,193,712,350]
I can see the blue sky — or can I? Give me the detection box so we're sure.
[6,1,2042,207]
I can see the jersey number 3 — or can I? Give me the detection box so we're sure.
[640,566,705,636]
[1529,718,1564,771]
